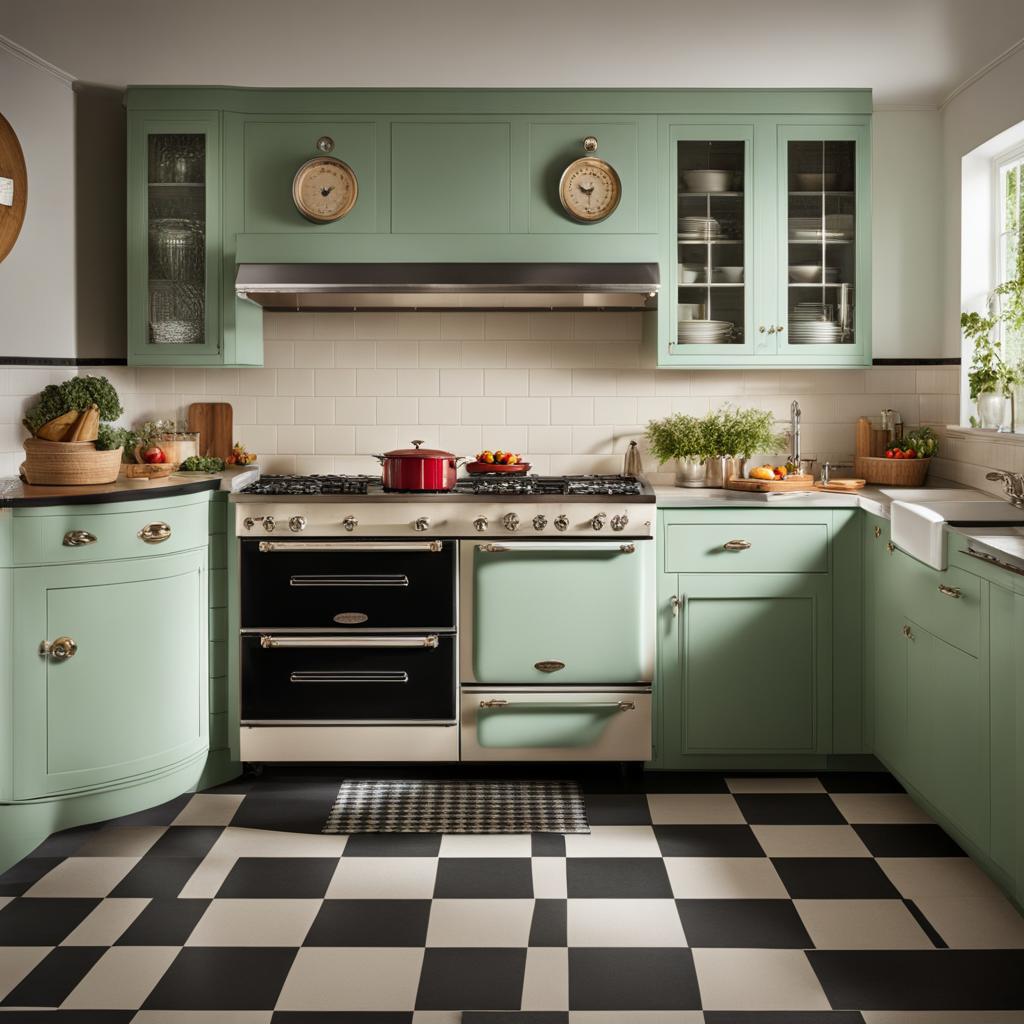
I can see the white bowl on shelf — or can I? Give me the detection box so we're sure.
[714,266,744,283]
[677,263,704,284]
[789,265,823,283]
[682,169,733,193]
[795,172,838,190]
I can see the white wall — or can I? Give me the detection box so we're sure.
[0,41,76,358]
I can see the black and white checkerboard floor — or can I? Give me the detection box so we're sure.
[1,770,1024,1023]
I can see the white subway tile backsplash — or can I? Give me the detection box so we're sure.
[294,397,335,424]
[354,312,399,339]
[354,369,395,397]
[418,341,462,369]
[418,397,462,424]
[506,397,550,425]
[461,397,506,425]
[441,369,484,396]
[265,312,315,340]
[572,426,613,454]
[334,397,377,424]
[528,426,573,454]
[314,312,354,340]
[529,312,573,340]
[550,343,595,369]
[485,313,528,340]
[256,396,295,425]
[593,344,640,369]
[238,369,277,397]
[236,424,279,454]
[439,425,483,454]
[355,425,399,454]
[460,342,507,368]
[377,397,419,424]
[528,369,572,397]
[375,341,420,368]
[276,425,315,454]
[275,369,315,397]
[570,370,617,396]
[615,371,656,397]
[263,340,295,368]
[173,369,206,394]
[397,312,441,340]
[573,311,642,342]
[865,367,917,393]
[397,369,440,396]
[507,342,552,368]
[333,340,377,367]
[441,312,485,340]
[594,397,638,424]
[484,369,530,397]
[551,397,594,425]
[293,341,335,368]
[314,424,356,455]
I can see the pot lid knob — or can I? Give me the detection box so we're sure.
[411,439,423,449]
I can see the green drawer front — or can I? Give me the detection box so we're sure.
[13,499,209,565]
[664,522,829,574]
[898,555,982,657]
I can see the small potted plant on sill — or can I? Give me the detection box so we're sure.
[21,376,126,485]
[962,265,1024,431]
[645,413,708,487]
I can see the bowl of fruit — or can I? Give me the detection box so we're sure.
[467,449,531,473]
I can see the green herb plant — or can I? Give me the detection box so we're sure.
[718,406,788,459]
[178,455,226,473]
[644,414,706,464]
[24,375,124,434]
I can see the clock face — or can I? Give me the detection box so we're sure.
[292,156,358,223]
[559,156,622,223]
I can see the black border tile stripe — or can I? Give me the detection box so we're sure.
[903,898,949,949]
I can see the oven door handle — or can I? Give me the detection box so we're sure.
[479,698,636,711]
[477,542,637,554]
[260,634,439,650]
[258,541,443,553]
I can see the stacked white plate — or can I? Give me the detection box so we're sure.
[676,319,735,344]
[788,214,854,241]
[679,216,721,241]
[788,302,848,344]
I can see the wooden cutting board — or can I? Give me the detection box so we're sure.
[725,474,815,493]
[187,402,233,460]
[814,478,866,492]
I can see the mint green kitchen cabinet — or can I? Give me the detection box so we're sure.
[989,582,1019,890]
[659,116,871,368]
[126,87,868,367]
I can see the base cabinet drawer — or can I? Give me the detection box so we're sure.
[460,689,652,761]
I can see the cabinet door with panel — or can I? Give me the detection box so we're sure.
[128,111,223,366]
[13,549,208,799]
[662,573,832,757]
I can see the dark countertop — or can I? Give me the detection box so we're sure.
[0,468,258,508]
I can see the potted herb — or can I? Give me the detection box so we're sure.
[705,405,788,487]
[961,261,1024,430]
[644,414,708,487]
[21,375,126,485]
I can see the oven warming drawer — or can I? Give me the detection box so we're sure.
[460,688,652,761]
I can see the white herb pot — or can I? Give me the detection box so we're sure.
[676,456,706,488]
[977,391,1010,430]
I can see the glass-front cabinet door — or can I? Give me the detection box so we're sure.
[775,123,870,363]
[665,124,754,363]
[128,112,221,365]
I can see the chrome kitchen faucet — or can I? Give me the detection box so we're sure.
[986,470,1024,508]
[790,400,801,465]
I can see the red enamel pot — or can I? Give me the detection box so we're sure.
[374,440,462,492]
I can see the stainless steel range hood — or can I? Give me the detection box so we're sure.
[234,262,659,312]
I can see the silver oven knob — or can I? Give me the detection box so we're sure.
[413,516,430,532]
[590,512,607,531]
[554,514,569,532]
[473,515,488,532]
[289,515,307,533]
[502,512,520,532]
[342,515,357,532]
[243,516,257,531]
[532,514,548,531]
[263,516,276,533]
[611,513,629,532]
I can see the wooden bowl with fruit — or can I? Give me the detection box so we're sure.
[467,449,531,474]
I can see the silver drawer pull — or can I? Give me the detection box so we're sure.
[479,542,637,554]
[290,670,409,684]
[902,624,914,640]
[40,635,78,661]
[480,698,635,711]
[260,634,438,650]
[259,540,442,553]
[290,574,410,588]
[63,530,96,547]
[723,539,751,551]
[138,521,171,544]
[937,584,962,599]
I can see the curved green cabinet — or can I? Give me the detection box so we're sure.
[0,489,234,873]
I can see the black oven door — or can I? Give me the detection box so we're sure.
[240,539,456,630]
[240,633,456,723]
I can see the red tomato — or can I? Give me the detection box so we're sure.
[906,449,916,459]
[142,446,165,464]
[886,449,894,458]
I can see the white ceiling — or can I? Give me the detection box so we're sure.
[2,0,1024,108]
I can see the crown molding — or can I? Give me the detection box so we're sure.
[941,35,1024,110]
[0,34,76,86]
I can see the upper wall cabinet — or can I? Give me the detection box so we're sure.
[126,90,869,367]
[658,114,871,368]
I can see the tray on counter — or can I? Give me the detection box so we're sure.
[726,474,815,493]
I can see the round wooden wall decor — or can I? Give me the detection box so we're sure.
[0,113,28,264]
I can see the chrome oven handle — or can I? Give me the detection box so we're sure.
[480,698,636,711]
[478,542,637,554]
[259,634,439,649]
[258,541,443,553]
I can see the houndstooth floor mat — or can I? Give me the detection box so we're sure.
[322,778,591,834]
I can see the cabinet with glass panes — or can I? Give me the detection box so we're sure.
[659,118,870,368]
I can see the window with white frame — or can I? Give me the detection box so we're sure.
[995,143,1024,426]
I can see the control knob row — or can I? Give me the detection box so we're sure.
[242,515,307,533]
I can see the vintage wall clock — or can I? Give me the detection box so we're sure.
[292,139,358,224]
[558,136,621,224]
[0,113,28,263]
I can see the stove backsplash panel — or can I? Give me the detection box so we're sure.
[0,311,963,485]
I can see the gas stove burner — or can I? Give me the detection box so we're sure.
[240,474,374,496]
[454,474,643,497]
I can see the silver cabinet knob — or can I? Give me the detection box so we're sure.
[138,521,172,544]
[776,325,785,333]
[591,513,607,531]
[938,584,962,599]
[289,516,307,533]
[533,514,548,531]
[554,514,569,532]
[902,624,915,640]
[262,516,276,533]
[611,513,629,532]
[413,516,431,532]
[473,516,488,532]
[342,515,357,532]
[63,530,97,547]
[767,326,777,334]
[502,512,520,532]
[40,636,77,661]
[758,325,766,334]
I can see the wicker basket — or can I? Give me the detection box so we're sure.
[853,455,931,487]
[21,438,123,485]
